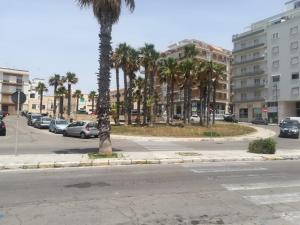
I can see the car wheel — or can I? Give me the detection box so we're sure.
[54,129,58,134]
[80,132,87,139]
[63,131,68,137]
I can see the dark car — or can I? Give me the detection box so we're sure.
[251,118,268,125]
[279,120,300,138]
[223,114,238,123]
[0,120,6,136]
[0,112,5,120]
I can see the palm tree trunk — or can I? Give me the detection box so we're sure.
[183,81,188,124]
[127,74,133,125]
[123,69,128,125]
[60,96,64,119]
[67,84,71,116]
[40,91,43,114]
[213,83,217,125]
[199,86,203,126]
[149,68,156,126]
[92,96,95,112]
[170,77,175,122]
[187,77,192,124]
[76,97,79,112]
[97,21,112,155]
[207,78,211,128]
[53,85,57,117]
[116,67,120,124]
[166,78,170,125]
[143,67,148,125]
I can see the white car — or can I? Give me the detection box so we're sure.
[190,115,200,123]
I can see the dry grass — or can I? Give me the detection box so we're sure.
[111,123,256,138]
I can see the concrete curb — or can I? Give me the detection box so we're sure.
[1,154,300,171]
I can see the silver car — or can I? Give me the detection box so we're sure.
[62,121,99,139]
[34,117,52,129]
[49,119,69,134]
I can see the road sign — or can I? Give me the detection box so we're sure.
[11,91,26,105]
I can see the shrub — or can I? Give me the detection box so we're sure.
[248,138,276,154]
[203,131,220,137]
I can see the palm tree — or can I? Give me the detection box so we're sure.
[56,86,67,119]
[112,50,122,124]
[77,0,135,154]
[73,90,83,113]
[134,77,144,125]
[49,74,62,117]
[35,82,48,114]
[126,47,139,125]
[63,72,78,116]
[139,44,159,125]
[88,91,97,113]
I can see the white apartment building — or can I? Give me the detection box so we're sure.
[232,0,300,123]
[0,67,30,114]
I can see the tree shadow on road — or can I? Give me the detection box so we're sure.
[53,148,123,154]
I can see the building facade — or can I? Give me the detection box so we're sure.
[232,0,300,123]
[158,39,232,118]
[0,67,30,115]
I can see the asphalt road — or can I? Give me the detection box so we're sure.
[0,116,299,155]
[1,161,300,224]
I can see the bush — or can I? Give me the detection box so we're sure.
[248,138,276,154]
[203,131,221,137]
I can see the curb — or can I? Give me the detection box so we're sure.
[1,154,300,171]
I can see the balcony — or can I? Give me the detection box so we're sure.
[233,56,265,66]
[232,84,266,92]
[1,80,23,86]
[232,70,265,78]
[233,97,265,103]
[233,43,265,54]
[232,29,265,41]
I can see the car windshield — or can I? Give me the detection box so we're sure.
[56,120,67,125]
[87,123,97,128]
[43,118,51,122]
[32,115,41,119]
[283,121,299,128]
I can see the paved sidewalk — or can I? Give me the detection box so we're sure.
[0,149,299,170]
[111,125,276,142]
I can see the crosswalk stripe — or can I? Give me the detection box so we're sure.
[245,193,300,205]
[223,180,300,191]
[191,167,267,173]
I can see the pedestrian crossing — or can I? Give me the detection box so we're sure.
[134,140,196,151]
[188,163,300,224]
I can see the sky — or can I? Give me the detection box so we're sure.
[0,0,288,94]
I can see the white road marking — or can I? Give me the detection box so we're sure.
[280,211,300,224]
[245,193,300,205]
[223,180,300,191]
[182,162,250,168]
[191,167,267,173]
[134,140,196,151]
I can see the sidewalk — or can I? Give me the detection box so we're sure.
[1,149,300,170]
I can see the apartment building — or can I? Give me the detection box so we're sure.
[0,67,30,115]
[158,39,232,118]
[233,0,300,123]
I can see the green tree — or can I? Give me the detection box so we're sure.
[77,0,135,154]
[35,82,48,114]
[63,72,78,116]
[73,90,83,113]
[56,86,67,119]
[88,91,97,113]
[49,74,63,117]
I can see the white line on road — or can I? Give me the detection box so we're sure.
[190,167,267,173]
[223,180,300,191]
[245,193,300,205]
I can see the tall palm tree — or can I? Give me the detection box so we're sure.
[126,47,139,125]
[139,44,159,125]
[88,91,97,113]
[56,86,67,119]
[77,0,135,154]
[63,72,78,116]
[49,74,62,117]
[73,90,83,113]
[112,50,122,124]
[35,82,48,114]
[134,77,144,125]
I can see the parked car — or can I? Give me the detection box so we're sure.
[0,120,6,136]
[63,121,99,139]
[27,114,42,126]
[279,120,300,138]
[0,112,6,120]
[190,115,200,123]
[49,119,69,134]
[251,118,268,125]
[34,117,52,129]
[223,114,238,123]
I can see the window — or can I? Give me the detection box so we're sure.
[272,46,279,54]
[254,39,259,45]
[253,108,262,118]
[254,79,261,86]
[241,93,247,101]
[292,73,299,80]
[241,55,247,61]
[254,90,261,98]
[241,67,247,74]
[272,60,279,68]
[42,105,46,110]
[253,52,260,58]
[239,109,248,119]
[253,65,261,72]
[292,87,300,96]
[290,26,298,35]
[272,75,280,82]
[291,41,299,50]
[241,80,247,87]
[291,57,299,65]
[272,33,279,39]
[32,104,37,109]
[30,94,35,98]
[241,42,246,48]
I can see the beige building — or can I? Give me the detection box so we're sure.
[0,67,30,115]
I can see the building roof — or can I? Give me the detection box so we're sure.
[0,67,29,73]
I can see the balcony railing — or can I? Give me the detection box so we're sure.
[232,29,265,41]
[233,43,265,54]
[233,56,265,66]
[233,97,265,103]
[232,70,265,78]
[232,84,266,91]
